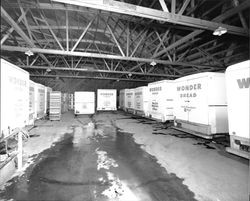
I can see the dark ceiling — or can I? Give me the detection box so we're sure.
[1,0,249,92]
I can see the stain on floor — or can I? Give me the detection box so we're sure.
[0,117,197,201]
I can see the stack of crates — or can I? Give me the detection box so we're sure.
[69,94,74,110]
[49,91,61,121]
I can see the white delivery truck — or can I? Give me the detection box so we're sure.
[97,89,117,111]
[34,83,46,119]
[147,80,174,122]
[28,80,36,125]
[119,89,125,110]
[125,88,135,113]
[1,59,29,138]
[74,91,95,115]
[134,86,149,116]
[173,72,228,139]
[225,60,250,159]
[45,87,52,116]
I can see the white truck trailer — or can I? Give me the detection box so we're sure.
[125,88,135,113]
[34,83,46,119]
[173,72,228,139]
[119,89,125,110]
[225,60,250,159]
[134,86,149,116]
[74,91,95,115]
[97,89,117,111]
[1,59,29,138]
[146,80,174,122]
[28,80,36,125]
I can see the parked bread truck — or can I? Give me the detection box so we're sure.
[74,91,95,115]
[146,80,174,122]
[173,72,229,139]
[97,89,117,111]
[125,88,135,113]
[134,86,149,116]
[1,59,29,138]
[225,60,249,159]
[119,89,125,110]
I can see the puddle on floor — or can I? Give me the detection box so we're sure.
[0,119,197,201]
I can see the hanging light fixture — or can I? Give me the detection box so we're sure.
[25,49,34,56]
[150,60,157,66]
[213,26,227,36]
[46,67,52,72]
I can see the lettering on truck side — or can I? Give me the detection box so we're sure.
[135,92,142,95]
[149,86,162,92]
[177,83,201,98]
[237,77,250,89]
[177,83,201,91]
[100,93,114,96]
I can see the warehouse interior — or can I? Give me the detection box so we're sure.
[0,0,250,201]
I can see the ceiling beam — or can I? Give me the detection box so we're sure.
[71,17,95,52]
[130,30,148,57]
[1,6,53,67]
[171,0,176,14]
[51,0,249,37]
[178,0,191,15]
[1,45,221,69]
[153,0,250,58]
[1,9,28,45]
[65,10,69,51]
[30,74,155,82]
[20,65,179,78]
[40,14,65,51]
[158,0,169,12]
[107,24,125,56]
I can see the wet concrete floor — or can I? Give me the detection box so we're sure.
[0,116,197,201]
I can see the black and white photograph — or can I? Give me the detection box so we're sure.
[0,0,249,201]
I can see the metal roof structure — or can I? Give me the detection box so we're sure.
[1,0,249,91]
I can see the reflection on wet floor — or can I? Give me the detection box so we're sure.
[0,118,197,201]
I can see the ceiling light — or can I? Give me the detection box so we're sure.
[213,26,227,36]
[150,61,157,66]
[46,68,52,72]
[25,49,34,56]
[128,73,132,77]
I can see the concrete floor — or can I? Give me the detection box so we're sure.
[0,111,249,201]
